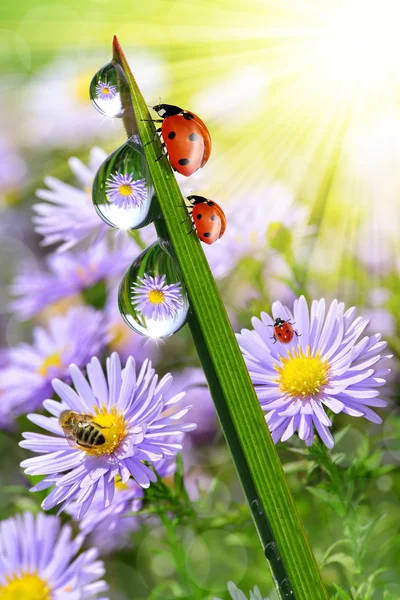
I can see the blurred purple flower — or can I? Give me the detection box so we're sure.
[202,184,309,278]
[20,353,196,517]
[69,478,143,555]
[105,171,147,209]
[10,236,137,321]
[237,296,391,448]
[95,81,117,101]
[0,512,108,599]
[0,141,28,202]
[33,147,108,252]
[131,274,183,321]
[68,449,178,554]
[0,306,107,421]
[169,368,217,445]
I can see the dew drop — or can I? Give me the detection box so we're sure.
[89,61,128,118]
[118,239,190,338]
[264,541,281,562]
[92,136,155,230]
[280,577,295,597]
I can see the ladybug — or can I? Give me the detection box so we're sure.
[185,195,226,245]
[146,104,212,176]
[271,318,299,344]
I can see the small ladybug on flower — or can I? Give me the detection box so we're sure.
[271,318,300,344]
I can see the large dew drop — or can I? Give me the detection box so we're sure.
[92,136,155,230]
[89,61,128,118]
[118,240,190,338]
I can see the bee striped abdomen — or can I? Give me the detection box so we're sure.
[79,424,105,446]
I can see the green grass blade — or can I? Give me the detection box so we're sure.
[112,35,328,600]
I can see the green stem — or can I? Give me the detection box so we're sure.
[112,36,328,600]
[159,512,191,594]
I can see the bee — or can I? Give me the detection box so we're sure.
[59,410,106,449]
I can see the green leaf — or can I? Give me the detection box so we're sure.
[324,552,357,574]
[306,486,345,516]
[173,453,188,501]
[331,584,353,600]
[112,36,328,600]
[333,425,352,444]
[267,221,293,252]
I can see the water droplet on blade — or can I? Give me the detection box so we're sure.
[264,541,281,562]
[90,61,128,117]
[280,577,295,597]
[118,239,189,338]
[92,136,155,230]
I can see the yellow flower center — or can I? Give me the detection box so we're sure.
[148,289,165,305]
[74,69,95,104]
[119,184,133,196]
[0,572,50,600]
[115,477,129,492]
[80,405,128,456]
[108,322,129,348]
[102,86,110,95]
[38,351,62,377]
[274,347,330,398]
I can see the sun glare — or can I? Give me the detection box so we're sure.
[304,0,400,93]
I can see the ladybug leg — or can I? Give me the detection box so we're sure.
[144,128,162,147]
[271,334,277,344]
[141,118,163,123]
[294,330,301,337]
[155,153,167,162]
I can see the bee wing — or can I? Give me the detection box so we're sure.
[61,429,79,449]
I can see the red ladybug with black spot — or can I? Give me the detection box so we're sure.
[186,195,226,245]
[147,104,212,176]
[271,318,299,344]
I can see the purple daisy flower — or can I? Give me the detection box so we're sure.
[131,274,183,321]
[237,296,391,448]
[20,352,196,517]
[0,512,108,599]
[0,307,107,421]
[10,236,137,321]
[67,446,179,554]
[69,478,143,555]
[33,147,108,252]
[105,171,147,209]
[95,81,117,101]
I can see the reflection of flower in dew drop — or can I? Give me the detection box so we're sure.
[95,80,117,101]
[105,171,147,209]
[131,274,183,321]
